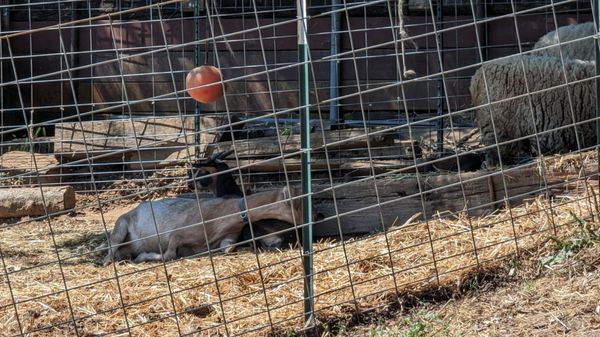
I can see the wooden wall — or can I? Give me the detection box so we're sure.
[3,9,593,124]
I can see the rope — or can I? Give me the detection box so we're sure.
[398,0,417,78]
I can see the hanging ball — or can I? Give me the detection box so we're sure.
[185,65,224,103]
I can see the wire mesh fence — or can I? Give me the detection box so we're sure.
[0,0,598,335]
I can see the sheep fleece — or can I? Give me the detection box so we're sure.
[532,22,595,61]
[470,56,595,164]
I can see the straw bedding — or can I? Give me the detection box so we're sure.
[344,240,600,336]
[0,161,598,336]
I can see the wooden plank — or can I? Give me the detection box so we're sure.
[206,128,395,157]
[167,140,419,173]
[55,117,195,152]
[339,159,419,174]
[313,196,421,236]
[325,140,421,159]
[53,119,415,170]
[313,168,531,200]
[54,116,234,165]
[195,141,418,172]
[127,145,347,171]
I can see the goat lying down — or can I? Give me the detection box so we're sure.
[188,151,303,250]
[101,187,301,265]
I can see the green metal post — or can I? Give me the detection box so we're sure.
[193,0,201,159]
[596,0,600,175]
[329,0,341,125]
[298,0,313,326]
[436,1,445,156]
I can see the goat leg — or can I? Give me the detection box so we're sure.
[103,217,130,266]
[132,252,164,263]
[132,239,178,263]
[94,242,107,257]
[220,232,241,254]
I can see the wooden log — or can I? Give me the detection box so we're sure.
[0,151,61,185]
[312,156,600,236]
[0,186,76,218]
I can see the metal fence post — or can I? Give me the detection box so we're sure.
[329,0,341,125]
[193,0,201,159]
[436,0,445,156]
[298,0,314,326]
[596,0,600,175]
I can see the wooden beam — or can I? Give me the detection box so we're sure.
[54,115,236,168]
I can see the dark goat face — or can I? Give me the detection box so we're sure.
[188,150,236,194]
[188,165,218,192]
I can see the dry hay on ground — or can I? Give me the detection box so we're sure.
[345,237,600,337]
[433,245,600,336]
[0,175,599,336]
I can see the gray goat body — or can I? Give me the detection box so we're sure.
[187,151,303,250]
[102,187,300,264]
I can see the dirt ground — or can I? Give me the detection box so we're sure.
[327,239,600,337]
[1,170,600,336]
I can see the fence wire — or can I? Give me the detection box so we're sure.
[0,0,598,336]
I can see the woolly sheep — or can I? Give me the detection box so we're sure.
[470,56,595,166]
[531,22,595,61]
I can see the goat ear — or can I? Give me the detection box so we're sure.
[208,151,221,162]
[217,149,234,160]
[191,158,210,167]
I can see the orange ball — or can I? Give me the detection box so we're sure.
[185,65,224,103]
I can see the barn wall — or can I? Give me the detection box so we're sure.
[5,11,594,122]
